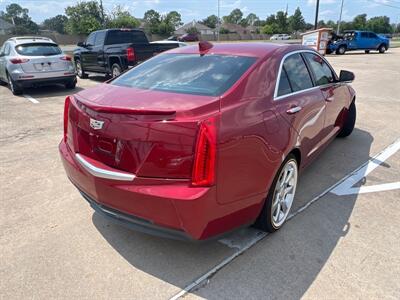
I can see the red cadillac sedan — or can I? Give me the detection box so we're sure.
[60,42,356,240]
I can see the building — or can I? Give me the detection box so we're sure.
[0,18,14,35]
[174,20,214,35]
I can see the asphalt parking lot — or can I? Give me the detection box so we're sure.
[1,48,400,300]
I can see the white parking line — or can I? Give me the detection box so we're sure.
[23,94,39,104]
[169,138,400,300]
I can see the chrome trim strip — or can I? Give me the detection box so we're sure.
[75,153,135,181]
[273,49,338,101]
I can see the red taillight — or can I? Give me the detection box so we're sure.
[64,96,71,142]
[126,47,135,62]
[60,56,72,61]
[191,117,217,187]
[10,58,29,64]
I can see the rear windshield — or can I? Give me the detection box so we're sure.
[15,43,62,56]
[112,54,257,96]
[105,30,148,45]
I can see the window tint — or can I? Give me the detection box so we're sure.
[15,43,62,56]
[361,32,368,38]
[368,32,377,39]
[86,33,96,46]
[283,53,313,92]
[95,31,106,46]
[277,67,292,96]
[303,53,335,86]
[112,54,256,96]
[105,30,148,45]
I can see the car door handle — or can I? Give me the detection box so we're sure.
[286,106,302,114]
[326,96,334,102]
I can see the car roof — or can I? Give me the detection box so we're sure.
[167,42,307,59]
[7,36,56,45]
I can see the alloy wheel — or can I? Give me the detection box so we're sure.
[271,159,298,228]
[76,62,82,77]
[112,67,121,77]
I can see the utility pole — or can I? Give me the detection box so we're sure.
[314,0,320,29]
[217,0,220,42]
[99,0,105,27]
[337,0,345,35]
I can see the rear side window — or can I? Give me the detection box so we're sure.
[277,68,292,96]
[361,32,368,38]
[105,30,148,45]
[15,43,62,56]
[112,54,256,96]
[303,53,335,86]
[282,53,313,93]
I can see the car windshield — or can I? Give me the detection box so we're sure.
[112,53,257,96]
[15,43,62,56]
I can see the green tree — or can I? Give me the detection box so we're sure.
[107,5,140,29]
[164,11,182,29]
[223,8,243,24]
[275,11,288,33]
[367,16,392,33]
[245,13,259,26]
[288,7,305,32]
[43,15,68,34]
[261,23,279,34]
[143,9,161,34]
[65,1,102,34]
[353,14,367,30]
[326,20,336,28]
[1,3,38,34]
[202,15,219,29]
[265,14,276,26]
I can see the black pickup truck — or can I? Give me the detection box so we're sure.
[74,28,179,78]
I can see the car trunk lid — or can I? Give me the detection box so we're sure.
[19,55,69,73]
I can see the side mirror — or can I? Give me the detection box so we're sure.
[339,70,355,82]
[77,42,85,47]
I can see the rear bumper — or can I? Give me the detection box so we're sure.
[16,75,76,88]
[59,140,260,240]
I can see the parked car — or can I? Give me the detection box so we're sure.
[329,30,390,55]
[0,36,76,95]
[178,33,199,42]
[73,28,180,79]
[60,42,356,240]
[270,34,291,40]
[151,40,188,47]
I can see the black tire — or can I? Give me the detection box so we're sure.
[338,101,356,138]
[336,46,346,55]
[75,59,88,79]
[378,44,386,54]
[111,63,122,78]
[65,79,76,89]
[254,154,298,233]
[365,50,370,54]
[7,73,22,95]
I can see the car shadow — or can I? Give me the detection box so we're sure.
[92,127,373,298]
[327,51,392,56]
[20,84,85,99]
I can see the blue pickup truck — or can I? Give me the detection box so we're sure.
[328,30,390,55]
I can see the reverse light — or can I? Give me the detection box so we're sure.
[126,47,135,62]
[10,58,29,64]
[191,117,217,187]
[64,96,71,142]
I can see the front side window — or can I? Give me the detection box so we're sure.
[95,31,106,46]
[86,33,96,46]
[282,53,313,93]
[15,43,61,56]
[303,53,335,86]
[112,53,256,96]
[368,32,377,39]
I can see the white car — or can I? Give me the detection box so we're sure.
[150,40,188,47]
[270,34,291,40]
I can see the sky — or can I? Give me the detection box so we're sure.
[0,0,399,25]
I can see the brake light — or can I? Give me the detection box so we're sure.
[10,58,29,64]
[126,47,135,62]
[60,56,72,61]
[64,96,71,142]
[191,117,217,187]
